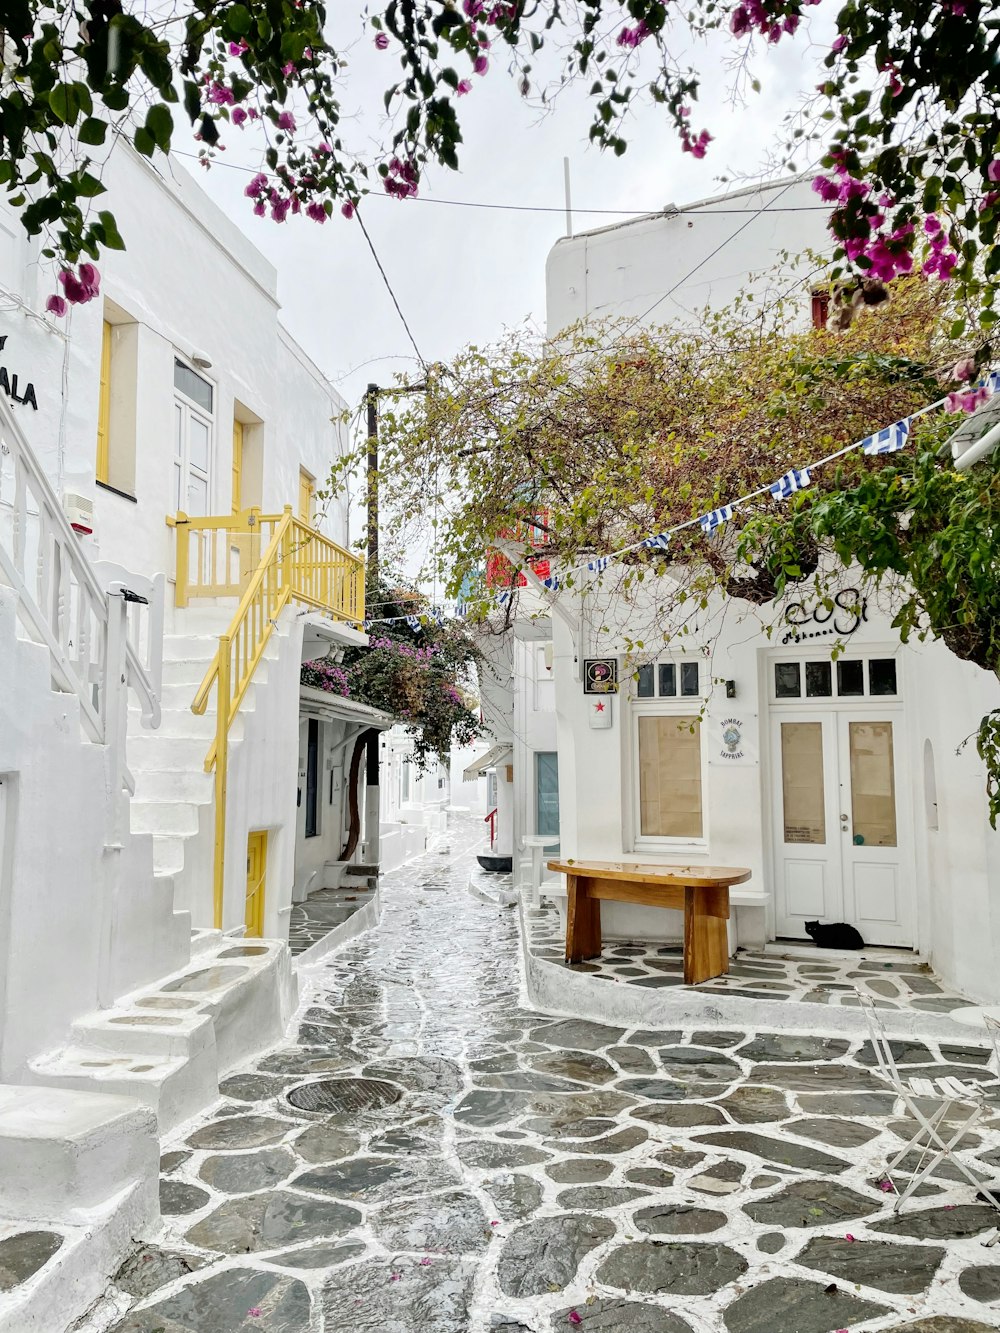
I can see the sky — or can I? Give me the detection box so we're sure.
[177,10,839,423]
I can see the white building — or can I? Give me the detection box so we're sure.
[487,177,1000,1006]
[0,145,386,1327]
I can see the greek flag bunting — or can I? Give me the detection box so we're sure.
[587,556,610,573]
[542,574,560,591]
[986,370,1000,395]
[770,467,812,500]
[405,615,422,632]
[861,420,909,455]
[642,532,671,551]
[699,504,733,535]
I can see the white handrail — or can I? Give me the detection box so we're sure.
[0,393,161,832]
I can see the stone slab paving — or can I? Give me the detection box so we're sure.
[89,819,1000,1333]
[526,905,977,1014]
[288,884,377,956]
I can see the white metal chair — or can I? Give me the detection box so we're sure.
[857,990,1000,1241]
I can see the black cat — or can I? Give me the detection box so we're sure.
[804,919,865,950]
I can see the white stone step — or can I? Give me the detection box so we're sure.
[162,634,224,662]
[28,1046,211,1134]
[153,834,189,875]
[127,734,213,770]
[129,800,201,837]
[69,1008,212,1060]
[190,928,224,956]
[0,1085,157,1221]
[132,769,213,803]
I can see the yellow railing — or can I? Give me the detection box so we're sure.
[167,506,365,928]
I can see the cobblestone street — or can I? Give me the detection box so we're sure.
[101,820,1000,1333]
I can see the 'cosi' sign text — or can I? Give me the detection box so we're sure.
[0,335,38,410]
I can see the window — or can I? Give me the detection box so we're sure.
[401,761,412,802]
[299,467,315,523]
[634,658,701,699]
[637,714,703,840]
[535,751,560,837]
[173,358,214,516]
[95,310,139,496]
[96,321,111,484]
[781,722,826,844]
[849,721,897,847]
[773,656,899,701]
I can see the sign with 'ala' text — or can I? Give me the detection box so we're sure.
[0,335,38,410]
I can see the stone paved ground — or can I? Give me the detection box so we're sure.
[527,906,976,1014]
[97,819,1000,1333]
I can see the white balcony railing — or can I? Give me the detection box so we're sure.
[0,393,161,838]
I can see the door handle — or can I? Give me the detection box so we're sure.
[840,814,849,825]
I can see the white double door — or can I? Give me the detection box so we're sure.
[771,708,913,946]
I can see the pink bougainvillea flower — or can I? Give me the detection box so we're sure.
[831,33,847,51]
[45,293,67,317]
[953,355,976,381]
[490,1220,500,1226]
[878,1179,895,1192]
[474,53,489,74]
[988,159,1000,183]
[252,199,266,217]
[206,81,235,105]
[244,172,268,199]
[229,39,248,56]
[374,31,390,49]
[276,110,296,132]
[78,262,100,295]
[457,78,473,95]
[616,20,651,48]
[812,175,839,203]
[340,201,355,219]
[283,61,296,76]
[419,1257,432,1266]
[390,1272,402,1281]
[231,106,248,127]
[247,106,259,119]
[568,1314,583,1326]
[305,201,326,222]
[247,1309,262,1318]
[845,1234,855,1242]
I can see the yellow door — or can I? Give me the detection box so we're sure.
[232,419,244,514]
[245,830,267,938]
[96,321,112,483]
[298,467,315,523]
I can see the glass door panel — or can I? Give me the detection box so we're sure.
[780,721,826,844]
[848,721,897,848]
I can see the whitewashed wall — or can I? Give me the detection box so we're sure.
[546,176,831,337]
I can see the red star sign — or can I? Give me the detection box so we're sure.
[594,701,605,712]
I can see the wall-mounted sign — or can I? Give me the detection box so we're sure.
[0,335,38,410]
[708,713,758,766]
[781,588,866,645]
[588,698,613,729]
[583,658,618,694]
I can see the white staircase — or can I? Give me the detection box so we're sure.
[125,603,286,918]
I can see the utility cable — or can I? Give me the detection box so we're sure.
[352,209,427,370]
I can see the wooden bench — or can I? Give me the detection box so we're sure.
[547,859,752,986]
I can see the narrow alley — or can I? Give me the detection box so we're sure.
[100,819,1000,1333]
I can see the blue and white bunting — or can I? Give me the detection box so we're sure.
[587,556,610,573]
[405,615,422,631]
[861,420,909,455]
[642,532,671,551]
[770,467,812,500]
[699,505,733,535]
[986,370,1000,395]
[542,574,560,591]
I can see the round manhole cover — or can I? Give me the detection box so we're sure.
[286,1077,402,1115]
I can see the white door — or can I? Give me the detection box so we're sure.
[772,704,912,947]
[172,358,214,518]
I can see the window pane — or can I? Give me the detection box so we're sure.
[535,751,560,838]
[837,660,864,696]
[638,715,702,838]
[173,460,182,510]
[187,474,208,516]
[174,359,214,412]
[174,402,183,460]
[805,661,832,697]
[189,416,210,472]
[680,662,700,696]
[850,721,897,847]
[636,664,654,698]
[775,662,801,698]
[868,658,898,696]
[658,663,676,696]
[781,722,826,844]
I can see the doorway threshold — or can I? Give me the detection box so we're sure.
[764,939,925,966]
